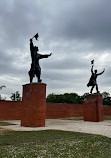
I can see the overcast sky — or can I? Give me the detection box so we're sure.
[0,0,111,100]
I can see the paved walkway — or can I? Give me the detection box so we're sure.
[1,119,111,138]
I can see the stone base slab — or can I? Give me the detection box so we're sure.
[21,83,46,127]
[83,94,104,122]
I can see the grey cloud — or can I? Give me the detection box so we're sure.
[0,0,111,99]
[48,0,111,50]
[43,55,89,70]
[0,0,47,50]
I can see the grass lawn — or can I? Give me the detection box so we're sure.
[60,116,84,120]
[0,121,15,126]
[0,130,111,158]
[104,115,111,120]
[60,115,111,120]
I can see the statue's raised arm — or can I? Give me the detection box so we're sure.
[91,65,94,73]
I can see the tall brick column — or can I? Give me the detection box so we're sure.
[21,83,46,127]
[83,94,104,122]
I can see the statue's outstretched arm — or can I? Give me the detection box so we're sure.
[97,68,105,76]
[40,52,52,59]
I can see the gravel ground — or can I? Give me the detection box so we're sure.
[1,119,111,138]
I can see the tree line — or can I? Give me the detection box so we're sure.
[0,87,111,106]
[0,90,22,101]
[46,92,111,106]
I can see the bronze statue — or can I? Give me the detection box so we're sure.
[29,33,52,83]
[87,60,105,94]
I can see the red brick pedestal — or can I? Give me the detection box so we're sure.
[83,94,104,122]
[21,83,46,127]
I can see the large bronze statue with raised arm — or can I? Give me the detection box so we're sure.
[29,33,52,83]
[87,60,105,94]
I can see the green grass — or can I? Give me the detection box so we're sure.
[60,116,83,120]
[104,115,111,120]
[60,115,111,121]
[0,130,111,158]
[0,121,15,126]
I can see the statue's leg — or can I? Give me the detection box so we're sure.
[96,84,99,93]
[30,75,33,83]
[35,70,42,82]
[90,85,95,94]
[28,71,33,83]
[38,70,42,82]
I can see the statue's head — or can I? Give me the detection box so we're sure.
[35,46,39,52]
[94,70,97,73]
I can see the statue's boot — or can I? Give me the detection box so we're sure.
[38,79,42,82]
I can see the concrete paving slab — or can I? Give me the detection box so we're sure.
[1,119,111,138]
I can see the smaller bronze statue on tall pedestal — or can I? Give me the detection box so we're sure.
[87,60,105,94]
[29,33,52,83]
